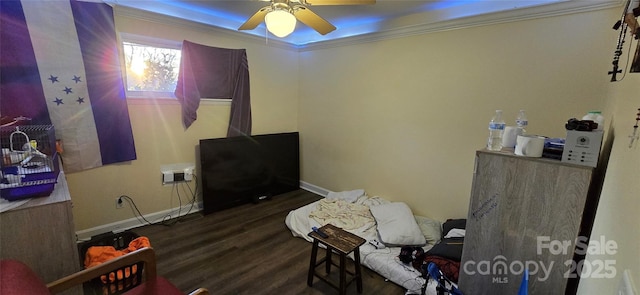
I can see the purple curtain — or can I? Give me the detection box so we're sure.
[175,40,252,137]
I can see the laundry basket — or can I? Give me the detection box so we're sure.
[78,231,144,295]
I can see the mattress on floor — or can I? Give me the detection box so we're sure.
[285,197,442,294]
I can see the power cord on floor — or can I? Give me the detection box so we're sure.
[119,174,199,227]
[161,174,198,226]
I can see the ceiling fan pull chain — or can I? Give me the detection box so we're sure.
[265,25,270,44]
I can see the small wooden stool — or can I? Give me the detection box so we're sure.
[307,224,366,295]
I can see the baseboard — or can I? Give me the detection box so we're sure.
[300,181,330,197]
[77,181,329,241]
[75,202,203,241]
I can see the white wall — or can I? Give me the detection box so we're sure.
[297,9,614,221]
[577,39,640,293]
[298,7,640,292]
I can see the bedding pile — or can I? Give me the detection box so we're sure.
[309,198,374,230]
[285,189,462,295]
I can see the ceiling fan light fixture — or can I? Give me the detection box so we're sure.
[265,9,296,37]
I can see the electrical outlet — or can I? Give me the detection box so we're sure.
[184,167,194,181]
[161,163,195,184]
[115,197,124,209]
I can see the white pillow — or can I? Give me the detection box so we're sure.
[444,228,466,238]
[414,215,442,245]
[370,202,426,246]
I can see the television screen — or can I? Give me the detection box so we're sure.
[199,132,300,215]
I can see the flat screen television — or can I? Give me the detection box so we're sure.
[199,132,300,215]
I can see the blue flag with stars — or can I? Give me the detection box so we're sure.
[1,0,136,172]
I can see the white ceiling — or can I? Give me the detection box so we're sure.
[108,0,621,48]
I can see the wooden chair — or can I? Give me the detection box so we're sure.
[1,247,208,295]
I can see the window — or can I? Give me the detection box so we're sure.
[120,34,231,104]
[121,34,181,99]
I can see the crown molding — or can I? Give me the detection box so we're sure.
[297,0,622,51]
[113,5,298,51]
[112,0,621,52]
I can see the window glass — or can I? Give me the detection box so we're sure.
[121,36,181,99]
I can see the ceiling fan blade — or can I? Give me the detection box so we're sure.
[238,7,270,30]
[293,6,336,35]
[302,0,375,5]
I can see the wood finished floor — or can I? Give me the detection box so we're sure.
[131,190,406,295]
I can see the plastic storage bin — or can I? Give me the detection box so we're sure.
[78,231,144,295]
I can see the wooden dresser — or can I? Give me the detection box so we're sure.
[458,149,595,295]
[0,172,81,295]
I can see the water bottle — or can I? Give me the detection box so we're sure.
[516,110,528,134]
[487,110,506,151]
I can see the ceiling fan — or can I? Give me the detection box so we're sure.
[238,0,375,38]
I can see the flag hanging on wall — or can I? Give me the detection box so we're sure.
[0,0,136,173]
